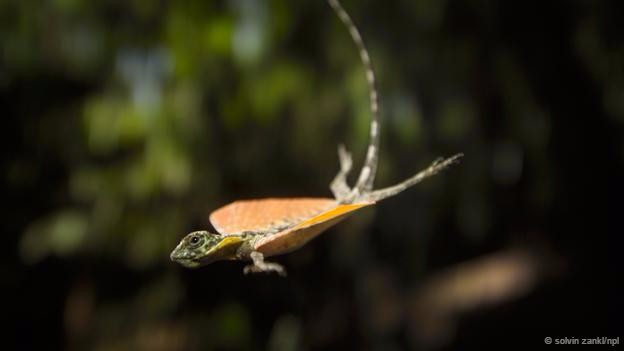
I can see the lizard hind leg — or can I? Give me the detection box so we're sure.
[328,0,381,201]
[243,251,287,276]
[364,153,464,202]
[330,144,354,202]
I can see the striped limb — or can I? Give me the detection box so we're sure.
[328,0,463,204]
[362,154,464,202]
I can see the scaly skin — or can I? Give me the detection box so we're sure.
[170,0,463,275]
[170,229,280,272]
[169,230,249,268]
[170,202,373,275]
[170,230,281,274]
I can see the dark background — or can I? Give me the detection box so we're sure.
[2,0,622,349]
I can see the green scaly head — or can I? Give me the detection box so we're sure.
[170,230,245,268]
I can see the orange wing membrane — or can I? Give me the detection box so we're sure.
[209,198,336,235]
[254,202,374,257]
[170,0,462,275]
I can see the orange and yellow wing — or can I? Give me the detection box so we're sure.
[254,202,374,257]
[209,198,336,235]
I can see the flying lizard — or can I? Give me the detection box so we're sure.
[170,0,463,275]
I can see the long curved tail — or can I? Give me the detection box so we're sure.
[327,0,380,195]
[327,0,463,204]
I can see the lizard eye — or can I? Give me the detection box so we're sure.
[188,234,203,247]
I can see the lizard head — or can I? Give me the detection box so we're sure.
[170,230,245,268]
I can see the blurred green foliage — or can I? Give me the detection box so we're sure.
[11,0,436,271]
[4,0,623,349]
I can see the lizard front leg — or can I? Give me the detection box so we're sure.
[243,251,287,276]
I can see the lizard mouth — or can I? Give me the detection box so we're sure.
[170,247,201,268]
[170,255,201,268]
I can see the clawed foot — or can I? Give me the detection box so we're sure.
[331,143,354,202]
[364,153,464,202]
[337,144,353,172]
[431,153,463,169]
[243,251,287,276]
